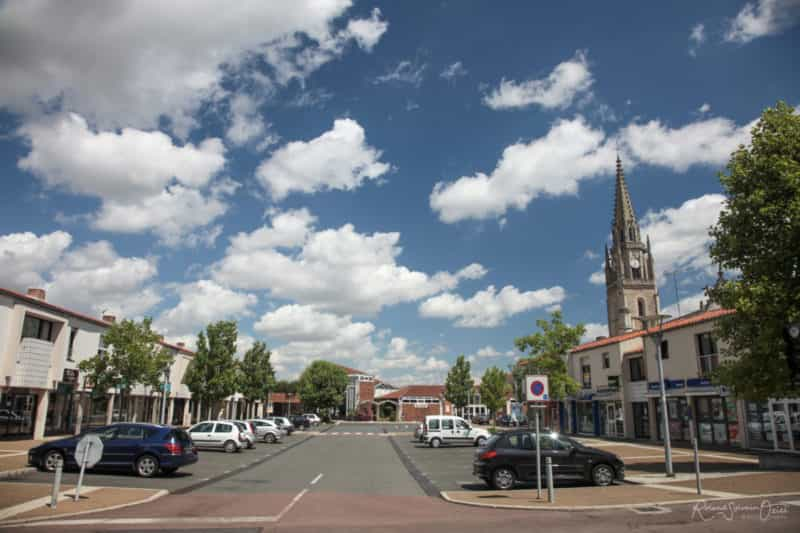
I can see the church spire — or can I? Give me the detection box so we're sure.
[613,155,637,233]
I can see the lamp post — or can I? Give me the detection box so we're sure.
[160,368,170,425]
[633,313,674,477]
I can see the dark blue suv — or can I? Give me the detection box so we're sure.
[28,423,198,477]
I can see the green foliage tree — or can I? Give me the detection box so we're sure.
[445,355,473,416]
[273,380,299,393]
[184,320,239,419]
[480,366,511,427]
[513,310,584,402]
[708,101,800,400]
[78,318,172,421]
[238,341,276,416]
[297,361,348,414]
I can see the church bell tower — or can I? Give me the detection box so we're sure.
[605,156,660,336]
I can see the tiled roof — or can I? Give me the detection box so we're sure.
[0,286,195,356]
[570,308,734,354]
[380,384,445,400]
[333,363,371,376]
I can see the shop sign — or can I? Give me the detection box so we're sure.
[687,378,712,388]
[647,379,686,391]
[62,368,79,384]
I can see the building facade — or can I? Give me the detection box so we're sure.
[563,158,800,453]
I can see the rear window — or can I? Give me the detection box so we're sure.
[171,429,191,442]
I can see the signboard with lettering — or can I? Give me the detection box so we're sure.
[62,368,79,385]
[648,379,687,391]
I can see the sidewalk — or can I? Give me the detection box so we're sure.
[0,481,165,525]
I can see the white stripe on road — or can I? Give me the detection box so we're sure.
[311,473,324,485]
[276,488,309,521]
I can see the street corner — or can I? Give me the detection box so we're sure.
[0,481,166,526]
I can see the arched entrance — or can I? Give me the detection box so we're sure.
[373,400,399,421]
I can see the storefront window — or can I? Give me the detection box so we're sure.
[746,401,772,448]
[0,393,37,437]
[633,402,650,438]
[577,401,594,434]
[656,397,689,441]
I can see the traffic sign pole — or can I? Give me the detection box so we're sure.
[535,410,541,499]
[74,441,91,501]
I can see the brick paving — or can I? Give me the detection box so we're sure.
[666,471,800,495]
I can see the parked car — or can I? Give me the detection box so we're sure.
[247,419,284,443]
[473,430,625,489]
[290,414,311,429]
[28,423,198,478]
[188,420,246,453]
[225,420,256,448]
[471,414,490,425]
[303,413,321,425]
[423,415,491,448]
[264,416,294,435]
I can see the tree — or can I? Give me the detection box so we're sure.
[513,310,584,402]
[273,380,299,393]
[445,355,473,416]
[708,101,800,400]
[78,318,171,421]
[297,361,348,414]
[480,366,510,427]
[238,341,275,417]
[184,321,239,419]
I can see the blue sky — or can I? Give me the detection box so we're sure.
[0,1,797,384]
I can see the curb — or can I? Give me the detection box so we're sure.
[439,490,800,512]
[0,467,35,480]
[0,488,168,527]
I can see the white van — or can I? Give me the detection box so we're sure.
[423,415,491,448]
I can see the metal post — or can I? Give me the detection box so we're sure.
[688,407,702,494]
[74,441,91,501]
[655,330,674,477]
[49,458,63,508]
[546,456,554,503]
[535,410,542,499]
[160,369,169,425]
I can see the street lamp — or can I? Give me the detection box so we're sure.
[633,313,674,477]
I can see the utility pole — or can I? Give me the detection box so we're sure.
[634,313,674,477]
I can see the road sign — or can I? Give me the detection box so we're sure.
[75,434,103,468]
[525,375,549,401]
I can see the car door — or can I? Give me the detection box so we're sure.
[550,435,583,478]
[455,418,472,443]
[189,422,214,448]
[440,417,455,443]
[212,422,233,448]
[536,434,576,479]
[106,425,147,467]
[90,426,120,467]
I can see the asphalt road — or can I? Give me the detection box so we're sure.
[10,423,800,532]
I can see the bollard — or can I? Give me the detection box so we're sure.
[546,456,555,503]
[693,437,702,495]
[49,458,63,509]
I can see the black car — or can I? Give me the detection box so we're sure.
[289,414,310,429]
[28,423,198,478]
[473,430,624,489]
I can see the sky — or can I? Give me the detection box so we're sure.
[0,0,797,385]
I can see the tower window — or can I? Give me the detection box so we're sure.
[629,227,636,241]
[637,299,646,324]
[632,266,641,279]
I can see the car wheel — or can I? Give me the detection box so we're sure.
[135,454,159,478]
[247,440,254,449]
[592,464,615,486]
[42,450,64,472]
[476,436,487,447]
[492,467,516,490]
[264,433,276,443]
[429,438,442,448]
[224,440,237,453]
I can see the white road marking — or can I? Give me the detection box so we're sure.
[276,488,309,521]
[311,473,324,485]
[223,470,231,474]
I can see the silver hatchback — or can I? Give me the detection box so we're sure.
[188,421,246,453]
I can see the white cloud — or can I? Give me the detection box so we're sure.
[483,51,593,110]
[430,116,615,223]
[288,88,334,108]
[698,103,711,114]
[0,0,378,136]
[620,116,756,172]
[0,231,72,289]
[374,59,426,87]
[226,93,276,148]
[580,323,609,343]
[589,269,606,286]
[473,346,515,359]
[214,209,485,315]
[367,337,450,385]
[18,113,231,245]
[661,290,709,319]
[256,118,390,200]
[155,280,257,339]
[725,0,800,44]
[440,61,467,81]
[46,241,160,318]
[419,285,566,328]
[640,194,725,282]
[583,249,600,260]
[689,23,706,56]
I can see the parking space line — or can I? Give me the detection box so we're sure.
[275,488,308,521]
[311,473,323,485]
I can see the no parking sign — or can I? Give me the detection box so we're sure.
[525,375,549,401]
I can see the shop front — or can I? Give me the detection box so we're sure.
[0,390,37,437]
[746,399,800,451]
[575,399,595,435]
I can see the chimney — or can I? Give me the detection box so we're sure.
[177,342,185,348]
[26,288,46,301]
[102,314,116,323]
